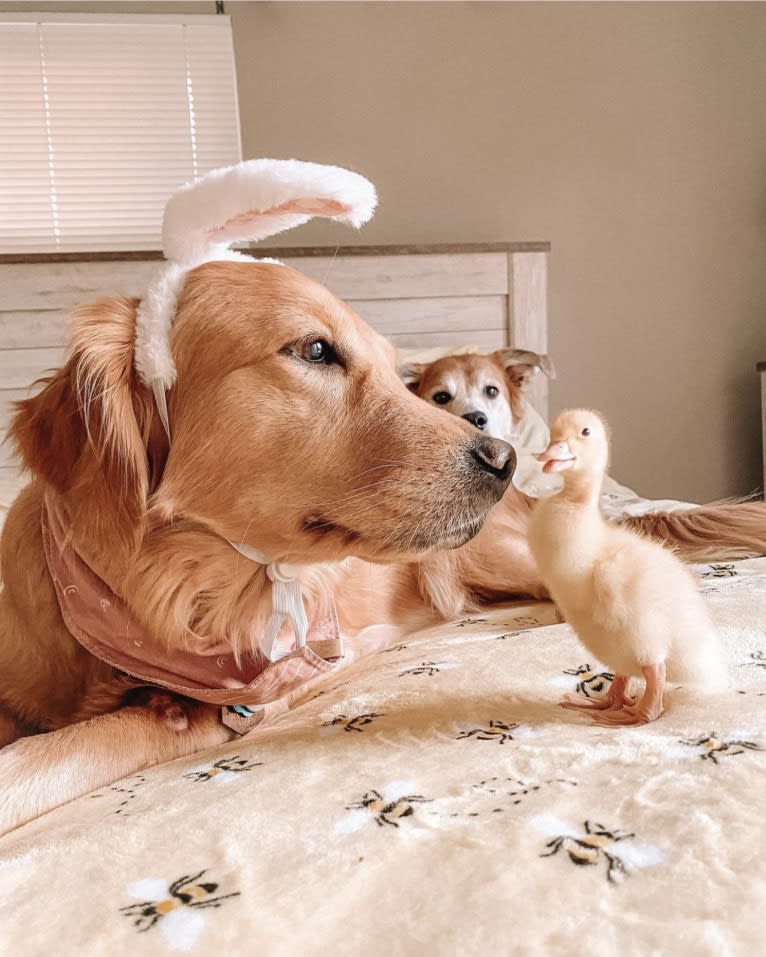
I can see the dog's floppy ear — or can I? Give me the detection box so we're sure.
[10,297,156,549]
[398,361,428,394]
[494,349,556,392]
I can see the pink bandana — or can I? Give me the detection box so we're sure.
[41,494,345,733]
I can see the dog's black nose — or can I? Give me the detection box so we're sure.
[463,411,488,430]
[469,437,516,482]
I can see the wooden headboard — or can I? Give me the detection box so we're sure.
[0,242,550,481]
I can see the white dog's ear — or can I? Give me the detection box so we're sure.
[398,361,428,393]
[162,158,377,263]
[495,349,556,391]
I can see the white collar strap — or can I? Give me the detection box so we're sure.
[229,541,308,661]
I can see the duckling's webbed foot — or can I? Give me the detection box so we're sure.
[560,674,634,712]
[590,663,666,727]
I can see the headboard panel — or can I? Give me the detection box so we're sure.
[0,243,550,479]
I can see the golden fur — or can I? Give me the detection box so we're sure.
[1,261,764,835]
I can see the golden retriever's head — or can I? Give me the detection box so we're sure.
[11,260,515,564]
[401,349,554,443]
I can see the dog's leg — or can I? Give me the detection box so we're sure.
[0,698,234,838]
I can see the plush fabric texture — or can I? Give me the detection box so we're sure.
[0,484,763,956]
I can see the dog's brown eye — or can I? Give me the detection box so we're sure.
[581,427,591,437]
[298,338,337,364]
[432,392,451,405]
[485,385,499,398]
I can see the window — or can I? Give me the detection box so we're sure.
[0,13,242,253]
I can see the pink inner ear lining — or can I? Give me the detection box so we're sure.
[206,197,353,241]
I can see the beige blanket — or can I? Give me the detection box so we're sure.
[1,473,765,955]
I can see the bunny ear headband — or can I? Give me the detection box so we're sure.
[135,157,378,440]
[134,159,377,663]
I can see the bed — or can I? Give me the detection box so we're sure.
[0,245,764,956]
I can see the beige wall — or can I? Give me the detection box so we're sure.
[3,2,765,501]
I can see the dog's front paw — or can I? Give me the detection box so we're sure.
[145,691,189,731]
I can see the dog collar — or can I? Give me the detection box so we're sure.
[41,492,343,703]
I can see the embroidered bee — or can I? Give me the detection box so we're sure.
[346,789,431,827]
[535,817,663,884]
[563,663,615,698]
[454,617,488,628]
[681,732,764,764]
[120,870,240,939]
[700,564,737,578]
[322,712,385,733]
[457,720,519,744]
[183,755,263,783]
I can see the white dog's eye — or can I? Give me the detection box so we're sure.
[581,427,591,437]
[432,391,451,405]
[485,385,499,398]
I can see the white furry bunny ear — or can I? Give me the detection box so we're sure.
[134,158,377,433]
[161,158,377,263]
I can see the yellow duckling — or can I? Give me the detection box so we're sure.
[528,409,726,726]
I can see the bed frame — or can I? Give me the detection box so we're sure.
[0,242,550,482]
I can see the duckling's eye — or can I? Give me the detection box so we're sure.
[432,391,451,405]
[485,385,499,398]
[581,427,591,437]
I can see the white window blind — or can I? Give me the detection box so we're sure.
[0,14,241,253]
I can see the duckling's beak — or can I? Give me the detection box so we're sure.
[537,440,576,473]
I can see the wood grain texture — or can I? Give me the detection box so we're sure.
[0,261,158,311]
[0,311,69,350]
[280,253,509,300]
[508,252,549,420]
[348,296,506,337]
[385,329,505,351]
[0,348,64,390]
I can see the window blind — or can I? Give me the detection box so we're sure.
[0,14,241,253]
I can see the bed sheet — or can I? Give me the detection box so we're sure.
[1,547,764,956]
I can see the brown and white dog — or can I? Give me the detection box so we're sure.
[1,165,765,837]
[401,347,553,445]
